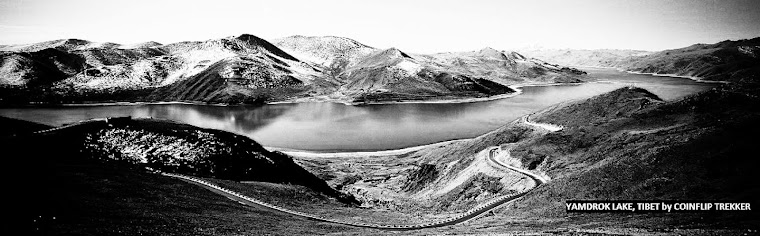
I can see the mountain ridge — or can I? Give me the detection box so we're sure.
[1,33,588,106]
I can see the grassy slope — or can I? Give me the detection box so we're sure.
[497,86,760,228]
[618,37,760,82]
[385,85,759,236]
[0,116,51,136]
[0,118,373,235]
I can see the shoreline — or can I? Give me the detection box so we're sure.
[267,138,470,158]
[58,101,237,107]
[621,69,730,84]
[6,81,586,108]
[269,81,585,106]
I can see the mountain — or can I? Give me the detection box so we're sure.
[0,48,86,86]
[617,37,760,83]
[275,36,587,103]
[273,35,376,75]
[516,48,651,67]
[1,34,588,106]
[0,34,323,105]
[419,48,587,85]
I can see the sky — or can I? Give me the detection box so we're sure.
[1,0,759,53]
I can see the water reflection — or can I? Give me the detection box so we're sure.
[0,68,715,151]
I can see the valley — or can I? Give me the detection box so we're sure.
[4,0,760,234]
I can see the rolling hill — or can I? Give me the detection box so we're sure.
[1,117,365,234]
[617,37,760,83]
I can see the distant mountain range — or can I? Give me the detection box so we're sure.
[0,34,586,106]
[515,48,652,68]
[518,37,760,83]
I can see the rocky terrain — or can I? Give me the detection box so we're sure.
[0,34,587,106]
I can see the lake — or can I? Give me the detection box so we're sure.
[0,68,716,151]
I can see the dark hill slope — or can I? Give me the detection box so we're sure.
[0,48,86,86]
[0,116,51,136]
[1,117,361,234]
[234,34,300,62]
[3,118,353,202]
[496,86,760,228]
[148,57,307,104]
[0,123,358,235]
[618,37,760,82]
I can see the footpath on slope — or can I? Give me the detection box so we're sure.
[31,115,564,230]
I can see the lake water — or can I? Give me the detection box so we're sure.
[0,68,715,151]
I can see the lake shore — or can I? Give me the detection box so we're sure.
[266,138,469,158]
[4,81,587,108]
[269,81,586,106]
[621,70,730,84]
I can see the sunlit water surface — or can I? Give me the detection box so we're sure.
[0,68,715,151]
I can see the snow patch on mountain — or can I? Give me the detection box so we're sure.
[394,60,422,75]
[273,35,375,67]
[119,41,162,49]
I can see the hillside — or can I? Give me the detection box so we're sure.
[519,37,760,84]
[617,37,760,83]
[420,48,588,85]
[1,117,377,235]
[478,85,760,233]
[273,35,376,75]
[290,84,760,235]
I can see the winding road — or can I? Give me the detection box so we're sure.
[31,114,562,230]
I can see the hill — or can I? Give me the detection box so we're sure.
[0,117,371,235]
[617,37,760,83]
[290,84,760,235]
[480,85,760,233]
[519,37,760,84]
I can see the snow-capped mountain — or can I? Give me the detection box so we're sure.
[274,36,586,102]
[1,34,587,105]
[273,35,375,73]
[1,34,323,104]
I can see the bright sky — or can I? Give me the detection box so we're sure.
[1,0,759,52]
